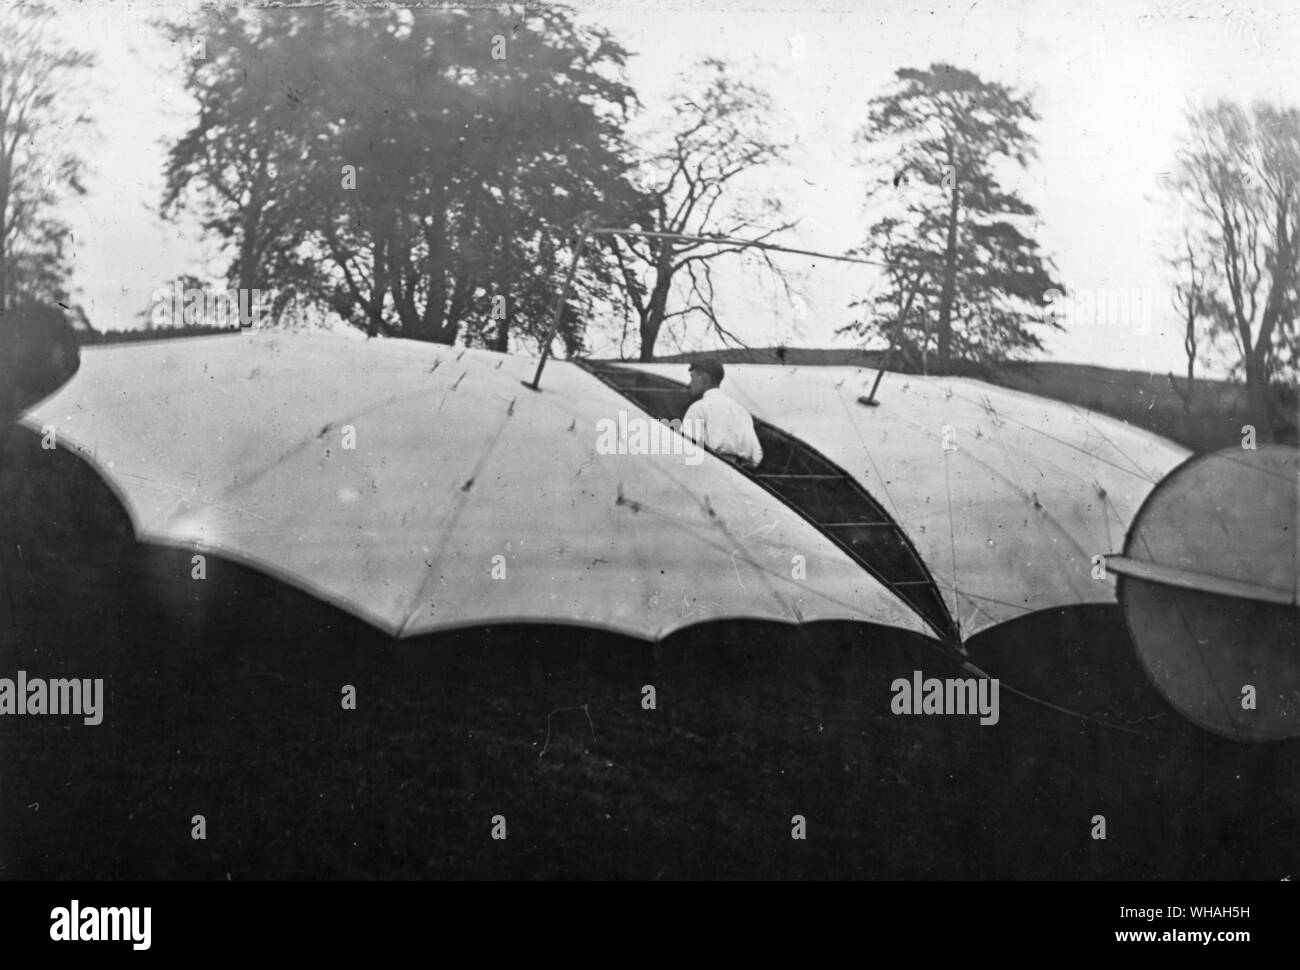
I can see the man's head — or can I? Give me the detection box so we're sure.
[0,302,81,423]
[688,358,724,398]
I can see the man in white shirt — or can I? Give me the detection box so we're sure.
[682,359,764,470]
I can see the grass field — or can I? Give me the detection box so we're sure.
[2,424,1297,880]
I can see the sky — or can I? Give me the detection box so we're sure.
[46,0,1300,377]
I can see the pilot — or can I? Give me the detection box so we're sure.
[683,358,763,470]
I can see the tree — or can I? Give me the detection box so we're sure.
[161,4,639,350]
[161,8,330,311]
[607,58,795,361]
[845,64,1061,371]
[1171,101,1299,440]
[0,2,95,308]
[359,5,639,352]
[1168,231,1206,413]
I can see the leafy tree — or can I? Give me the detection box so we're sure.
[0,2,95,307]
[161,4,639,350]
[845,64,1061,371]
[161,9,329,308]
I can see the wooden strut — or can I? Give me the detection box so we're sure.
[526,225,892,391]
[581,358,966,646]
[527,219,594,391]
[859,268,926,407]
[583,228,892,268]
[1104,554,1296,607]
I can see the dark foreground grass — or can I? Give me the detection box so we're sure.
[2,428,1297,879]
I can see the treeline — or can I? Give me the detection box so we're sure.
[82,326,239,345]
[0,3,1296,438]
[157,6,807,362]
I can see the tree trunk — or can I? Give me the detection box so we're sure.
[639,286,670,362]
[432,269,470,346]
[422,198,448,333]
[491,309,509,353]
[236,204,261,295]
[385,224,423,334]
[936,175,961,373]
[1243,349,1274,444]
[638,245,674,362]
[1,150,12,309]
[0,212,7,309]
[366,215,390,338]
[389,260,419,333]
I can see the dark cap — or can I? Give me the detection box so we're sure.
[689,358,725,384]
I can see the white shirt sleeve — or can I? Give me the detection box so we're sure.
[683,399,707,445]
[683,390,763,468]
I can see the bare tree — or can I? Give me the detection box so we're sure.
[1168,231,1206,413]
[608,58,796,361]
[1172,101,1300,440]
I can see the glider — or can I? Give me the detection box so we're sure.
[602,360,1190,641]
[19,330,1189,649]
[18,332,932,642]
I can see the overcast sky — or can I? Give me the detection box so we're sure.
[52,0,1300,376]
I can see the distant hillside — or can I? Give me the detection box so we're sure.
[85,325,242,344]
[604,348,1298,452]
[651,347,889,367]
